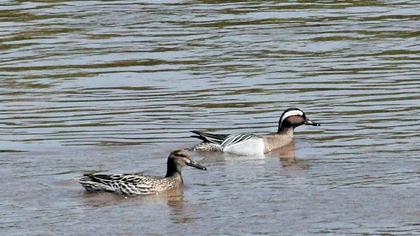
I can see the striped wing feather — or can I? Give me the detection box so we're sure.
[85,174,162,195]
[221,133,260,148]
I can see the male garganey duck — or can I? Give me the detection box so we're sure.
[190,108,320,156]
[79,150,207,195]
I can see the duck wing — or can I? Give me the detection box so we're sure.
[80,173,159,195]
[221,133,261,149]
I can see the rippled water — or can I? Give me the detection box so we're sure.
[1,1,420,235]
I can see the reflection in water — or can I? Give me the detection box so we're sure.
[80,185,195,226]
[166,188,196,225]
[268,141,310,170]
[277,141,297,166]
[80,184,184,206]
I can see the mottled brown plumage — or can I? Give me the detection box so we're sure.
[79,150,206,196]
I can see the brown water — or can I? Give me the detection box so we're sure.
[1,1,420,235]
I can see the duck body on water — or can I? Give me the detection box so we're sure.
[191,108,320,156]
[79,150,206,196]
[79,108,319,194]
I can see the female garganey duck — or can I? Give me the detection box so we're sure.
[79,150,207,196]
[190,108,320,156]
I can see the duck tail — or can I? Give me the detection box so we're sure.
[190,131,228,144]
[79,174,114,192]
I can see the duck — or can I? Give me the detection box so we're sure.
[79,149,207,196]
[190,108,320,156]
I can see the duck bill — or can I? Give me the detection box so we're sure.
[187,161,207,170]
[305,118,320,126]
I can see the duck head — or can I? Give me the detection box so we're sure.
[277,108,320,133]
[166,149,207,177]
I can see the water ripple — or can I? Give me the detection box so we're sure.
[1,1,420,235]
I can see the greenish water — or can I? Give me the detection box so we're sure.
[1,1,419,235]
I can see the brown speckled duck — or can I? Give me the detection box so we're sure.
[79,150,206,195]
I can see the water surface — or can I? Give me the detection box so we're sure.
[1,1,420,235]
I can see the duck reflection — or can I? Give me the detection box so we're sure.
[79,185,185,208]
[278,141,296,165]
[164,187,184,208]
[166,188,198,224]
[268,141,310,169]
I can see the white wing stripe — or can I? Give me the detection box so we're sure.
[221,134,258,148]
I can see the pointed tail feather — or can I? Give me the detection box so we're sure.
[79,175,116,192]
[190,131,229,144]
[190,134,208,142]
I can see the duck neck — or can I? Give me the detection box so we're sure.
[166,172,183,185]
[165,160,182,180]
[277,124,295,136]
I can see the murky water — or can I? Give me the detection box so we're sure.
[1,0,420,235]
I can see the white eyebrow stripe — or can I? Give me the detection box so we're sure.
[280,110,304,124]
